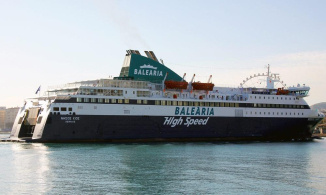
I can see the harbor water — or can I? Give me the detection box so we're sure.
[1,134,326,194]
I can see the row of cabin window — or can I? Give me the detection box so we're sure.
[53,107,72,111]
[254,103,304,109]
[77,97,239,107]
[75,98,306,109]
[247,111,304,116]
[250,96,300,100]
[155,100,240,107]
[77,97,141,104]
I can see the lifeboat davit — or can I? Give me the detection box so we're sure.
[191,82,214,91]
[164,80,188,89]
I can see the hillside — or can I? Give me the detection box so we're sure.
[310,102,326,110]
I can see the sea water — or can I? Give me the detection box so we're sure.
[0,134,326,194]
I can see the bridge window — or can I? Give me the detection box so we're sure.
[84,98,89,102]
[161,100,166,106]
[91,98,96,103]
[77,98,82,102]
[53,107,59,111]
[143,100,148,104]
[105,99,110,103]
[111,99,116,103]
[184,101,188,106]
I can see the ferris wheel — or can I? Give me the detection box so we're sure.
[239,65,287,89]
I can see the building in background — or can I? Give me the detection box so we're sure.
[0,107,6,130]
[4,107,20,131]
[313,109,326,136]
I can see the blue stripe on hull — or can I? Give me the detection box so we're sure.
[35,115,321,142]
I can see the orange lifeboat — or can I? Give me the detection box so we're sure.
[276,88,289,95]
[192,82,214,91]
[164,81,188,90]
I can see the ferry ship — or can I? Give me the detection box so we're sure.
[9,50,324,142]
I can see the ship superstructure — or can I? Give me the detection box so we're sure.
[9,50,324,142]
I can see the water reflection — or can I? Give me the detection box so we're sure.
[307,140,326,194]
[8,143,51,194]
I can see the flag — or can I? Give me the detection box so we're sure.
[35,86,41,94]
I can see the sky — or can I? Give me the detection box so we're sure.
[0,0,325,107]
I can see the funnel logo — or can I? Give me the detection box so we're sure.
[134,64,163,76]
